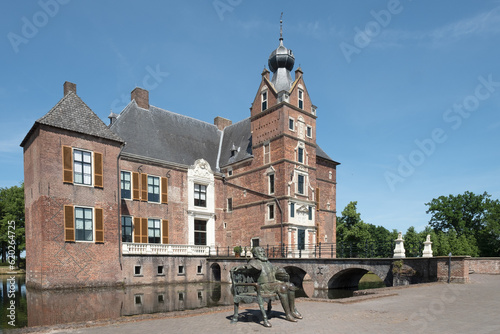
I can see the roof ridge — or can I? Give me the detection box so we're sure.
[149,105,221,130]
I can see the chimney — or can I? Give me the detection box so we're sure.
[64,81,76,96]
[261,68,270,80]
[214,116,232,131]
[295,67,303,80]
[131,87,149,110]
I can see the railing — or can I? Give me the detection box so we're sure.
[122,243,210,256]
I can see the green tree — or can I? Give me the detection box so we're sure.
[425,191,500,257]
[426,191,490,236]
[404,226,424,257]
[0,183,25,266]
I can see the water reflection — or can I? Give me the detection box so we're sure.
[1,275,386,329]
[27,282,233,327]
[0,275,28,329]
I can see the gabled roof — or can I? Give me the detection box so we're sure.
[110,101,222,168]
[219,118,253,168]
[21,92,123,146]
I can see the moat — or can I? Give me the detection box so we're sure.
[0,273,385,329]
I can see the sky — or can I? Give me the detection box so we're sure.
[1,0,499,234]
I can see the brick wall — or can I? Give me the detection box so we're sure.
[24,126,122,289]
[467,258,500,274]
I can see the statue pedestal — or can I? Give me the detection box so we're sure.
[422,234,433,258]
[393,232,406,258]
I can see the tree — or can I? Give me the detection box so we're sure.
[337,201,363,228]
[0,183,25,266]
[425,191,500,257]
[425,191,490,236]
[404,226,424,257]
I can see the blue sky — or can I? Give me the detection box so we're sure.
[1,0,499,233]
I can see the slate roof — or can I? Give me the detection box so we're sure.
[110,101,222,168]
[218,118,253,168]
[109,101,338,170]
[21,92,124,146]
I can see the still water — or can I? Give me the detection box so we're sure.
[0,275,385,329]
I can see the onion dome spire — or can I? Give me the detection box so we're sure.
[268,13,295,92]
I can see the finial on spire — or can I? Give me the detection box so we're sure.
[280,12,283,41]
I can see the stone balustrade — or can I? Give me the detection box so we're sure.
[122,243,210,256]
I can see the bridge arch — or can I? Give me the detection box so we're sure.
[328,268,388,289]
[283,266,307,289]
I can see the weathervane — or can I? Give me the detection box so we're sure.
[280,12,283,40]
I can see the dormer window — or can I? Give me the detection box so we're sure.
[298,89,304,110]
[261,90,268,111]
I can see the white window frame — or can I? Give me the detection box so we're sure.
[121,170,132,200]
[147,175,160,203]
[148,218,161,244]
[194,183,208,207]
[298,89,304,110]
[296,172,308,196]
[74,206,94,242]
[306,125,312,138]
[268,173,275,195]
[121,215,133,243]
[268,203,275,221]
[73,148,93,186]
[263,142,271,165]
[261,89,268,111]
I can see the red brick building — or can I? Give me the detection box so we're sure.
[21,36,339,288]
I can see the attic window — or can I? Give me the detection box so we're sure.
[261,90,268,111]
[298,89,304,110]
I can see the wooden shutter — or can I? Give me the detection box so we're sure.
[133,217,142,243]
[316,187,320,211]
[64,205,75,242]
[132,172,140,200]
[161,177,168,204]
[141,173,148,202]
[162,219,169,244]
[62,146,73,183]
[141,217,148,243]
[94,152,103,188]
[95,208,104,243]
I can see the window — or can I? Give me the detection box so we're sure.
[122,216,133,242]
[306,126,312,138]
[298,147,304,163]
[227,198,233,212]
[262,90,268,111]
[251,238,260,248]
[75,207,93,241]
[158,294,165,303]
[311,105,317,115]
[134,265,142,276]
[158,266,164,275]
[308,206,313,220]
[194,220,207,245]
[298,229,305,250]
[228,169,233,176]
[298,174,305,195]
[298,89,304,109]
[264,143,270,164]
[268,204,275,220]
[197,265,203,274]
[121,171,131,199]
[289,118,294,131]
[148,176,160,203]
[290,202,295,218]
[269,173,275,194]
[148,219,161,244]
[178,266,185,275]
[74,149,92,185]
[134,295,142,304]
[194,184,207,207]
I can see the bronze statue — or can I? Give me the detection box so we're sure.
[232,246,302,324]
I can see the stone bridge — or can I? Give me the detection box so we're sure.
[207,256,470,292]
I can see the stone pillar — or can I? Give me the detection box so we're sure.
[422,234,433,258]
[393,232,406,258]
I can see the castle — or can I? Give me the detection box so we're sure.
[21,32,339,288]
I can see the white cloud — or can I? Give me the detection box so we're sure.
[371,6,500,48]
